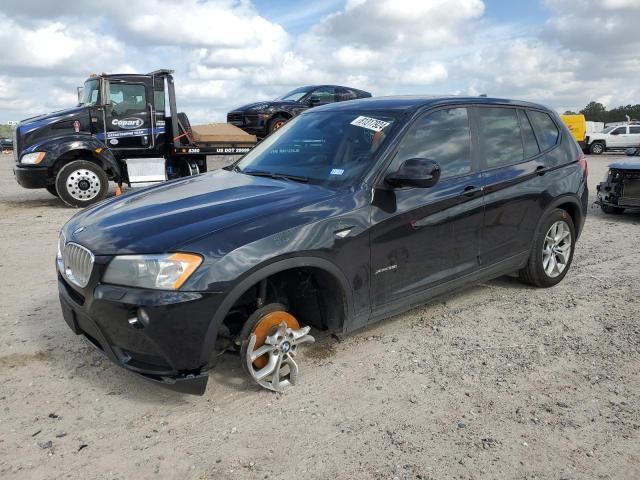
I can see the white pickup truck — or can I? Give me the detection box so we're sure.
[587,123,640,154]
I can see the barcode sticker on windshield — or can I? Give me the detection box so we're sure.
[330,168,344,175]
[350,116,391,132]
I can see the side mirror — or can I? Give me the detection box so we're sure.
[77,86,84,105]
[625,147,638,156]
[385,158,441,188]
[308,97,321,106]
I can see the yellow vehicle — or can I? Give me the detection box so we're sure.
[561,114,587,151]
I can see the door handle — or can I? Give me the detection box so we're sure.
[535,166,549,176]
[462,186,483,197]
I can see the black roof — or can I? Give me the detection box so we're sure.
[310,95,551,114]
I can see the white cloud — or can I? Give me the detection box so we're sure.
[315,0,484,49]
[0,0,639,124]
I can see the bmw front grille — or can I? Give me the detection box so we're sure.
[62,242,94,288]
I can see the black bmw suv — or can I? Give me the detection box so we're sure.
[227,85,371,138]
[58,96,588,394]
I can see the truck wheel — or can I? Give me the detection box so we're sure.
[519,208,575,288]
[55,160,108,208]
[268,116,288,134]
[45,185,59,197]
[600,204,624,215]
[589,142,605,155]
[240,303,315,392]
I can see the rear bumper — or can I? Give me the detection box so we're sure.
[58,273,226,395]
[13,165,50,189]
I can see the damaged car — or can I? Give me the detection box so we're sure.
[57,96,588,395]
[227,85,372,138]
[596,148,640,214]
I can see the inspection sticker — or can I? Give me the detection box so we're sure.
[350,116,390,132]
[330,168,345,175]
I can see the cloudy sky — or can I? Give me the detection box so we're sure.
[1,0,639,124]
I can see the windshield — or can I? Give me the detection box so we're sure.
[82,79,100,106]
[276,87,313,102]
[236,111,399,188]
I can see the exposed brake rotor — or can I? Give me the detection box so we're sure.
[243,310,315,392]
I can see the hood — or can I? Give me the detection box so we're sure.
[63,170,337,255]
[19,106,89,132]
[609,161,640,170]
[232,100,303,112]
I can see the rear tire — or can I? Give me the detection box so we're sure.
[55,160,109,208]
[600,204,624,215]
[589,142,605,155]
[519,208,576,288]
[45,184,59,197]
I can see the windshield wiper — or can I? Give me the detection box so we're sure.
[242,169,309,183]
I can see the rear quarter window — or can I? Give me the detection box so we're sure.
[529,110,560,151]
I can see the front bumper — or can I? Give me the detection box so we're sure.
[227,112,269,137]
[13,165,50,189]
[58,270,225,395]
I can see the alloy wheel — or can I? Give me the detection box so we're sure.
[542,220,572,278]
[243,311,315,392]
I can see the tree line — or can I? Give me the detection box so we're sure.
[564,102,640,123]
[0,124,13,138]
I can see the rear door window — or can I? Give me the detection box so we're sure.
[630,126,640,135]
[476,107,524,168]
[529,110,560,150]
[336,88,358,102]
[394,107,472,179]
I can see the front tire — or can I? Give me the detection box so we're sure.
[268,116,288,134]
[589,142,605,155]
[519,208,576,288]
[55,160,109,208]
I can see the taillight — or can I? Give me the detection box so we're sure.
[578,153,588,177]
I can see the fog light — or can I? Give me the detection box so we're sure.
[138,307,150,326]
[127,308,150,329]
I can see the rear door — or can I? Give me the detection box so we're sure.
[370,106,484,309]
[628,125,640,147]
[476,106,549,267]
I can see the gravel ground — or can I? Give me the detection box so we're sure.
[0,154,638,480]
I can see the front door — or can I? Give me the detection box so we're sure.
[608,126,628,148]
[103,80,152,150]
[369,107,484,310]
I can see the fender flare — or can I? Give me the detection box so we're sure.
[37,136,122,181]
[534,194,585,238]
[199,255,353,365]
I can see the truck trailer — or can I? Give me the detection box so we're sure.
[13,70,256,207]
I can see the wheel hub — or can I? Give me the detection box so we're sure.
[67,169,101,201]
[244,311,315,392]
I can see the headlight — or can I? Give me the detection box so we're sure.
[21,152,46,165]
[103,253,203,290]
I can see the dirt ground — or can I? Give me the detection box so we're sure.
[0,154,638,480]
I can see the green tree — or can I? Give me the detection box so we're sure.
[580,101,607,122]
